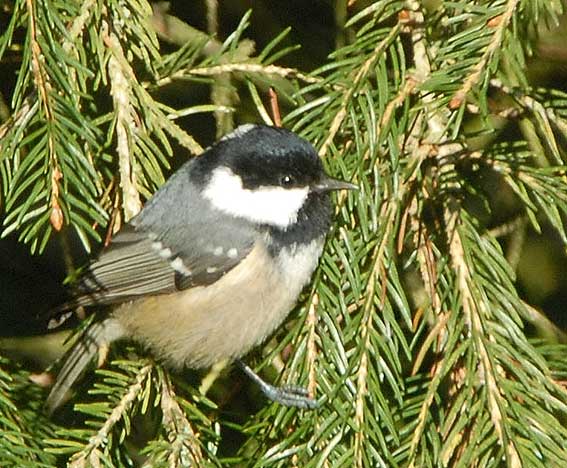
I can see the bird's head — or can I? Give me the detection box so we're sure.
[194,124,356,229]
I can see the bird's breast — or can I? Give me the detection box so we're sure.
[113,237,325,368]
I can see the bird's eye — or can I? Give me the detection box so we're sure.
[280,175,295,186]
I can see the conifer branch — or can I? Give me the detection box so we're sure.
[353,199,397,467]
[155,63,321,87]
[104,24,143,221]
[159,374,204,467]
[306,292,319,399]
[318,22,402,157]
[445,207,521,464]
[26,0,63,231]
[69,363,153,467]
[449,0,521,109]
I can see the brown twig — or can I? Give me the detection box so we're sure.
[269,87,282,127]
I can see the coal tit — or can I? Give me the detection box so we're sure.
[46,124,356,412]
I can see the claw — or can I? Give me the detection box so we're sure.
[236,359,319,409]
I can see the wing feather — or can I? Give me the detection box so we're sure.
[50,162,257,322]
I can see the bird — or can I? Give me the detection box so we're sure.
[45,124,356,413]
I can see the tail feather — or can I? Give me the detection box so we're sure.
[45,318,125,414]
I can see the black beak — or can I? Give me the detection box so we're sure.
[313,176,358,192]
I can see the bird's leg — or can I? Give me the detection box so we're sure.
[236,359,318,409]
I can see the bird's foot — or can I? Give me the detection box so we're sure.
[236,359,318,409]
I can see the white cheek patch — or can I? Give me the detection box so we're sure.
[203,167,309,228]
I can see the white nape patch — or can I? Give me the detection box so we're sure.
[170,257,192,276]
[227,248,238,259]
[220,124,257,142]
[213,246,223,256]
[203,167,309,228]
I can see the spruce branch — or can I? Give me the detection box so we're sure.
[155,63,321,87]
[318,22,402,158]
[1,0,106,252]
[25,0,64,232]
[0,354,61,466]
[306,292,319,399]
[446,207,521,464]
[105,25,143,221]
[449,0,521,109]
[490,78,567,165]
[205,0,234,138]
[68,363,153,467]
[157,373,205,468]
